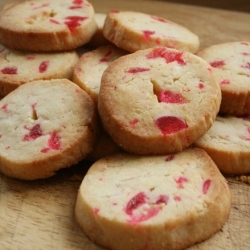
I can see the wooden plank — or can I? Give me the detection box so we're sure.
[0,0,250,249]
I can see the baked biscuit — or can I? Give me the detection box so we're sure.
[75,148,231,250]
[103,10,200,53]
[73,44,127,103]
[194,115,250,175]
[98,47,221,155]
[0,0,97,52]
[196,41,250,115]
[0,43,79,96]
[0,79,98,180]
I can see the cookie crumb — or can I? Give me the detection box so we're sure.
[235,175,250,184]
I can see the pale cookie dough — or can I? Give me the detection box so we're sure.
[98,47,221,155]
[0,0,97,52]
[103,10,200,53]
[0,79,99,180]
[75,148,232,250]
[196,41,250,115]
[73,44,127,103]
[0,43,79,96]
[194,115,250,175]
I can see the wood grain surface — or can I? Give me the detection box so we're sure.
[0,0,250,250]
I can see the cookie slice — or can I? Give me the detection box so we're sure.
[0,0,97,52]
[103,10,200,53]
[194,115,250,175]
[0,79,98,180]
[98,47,221,155]
[75,148,231,250]
[196,41,250,115]
[73,44,128,103]
[0,43,79,96]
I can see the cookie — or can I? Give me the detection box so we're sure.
[196,41,250,115]
[88,13,111,48]
[73,44,127,103]
[194,115,250,175]
[98,47,221,155]
[75,148,231,250]
[0,0,97,52]
[0,43,79,97]
[0,79,98,180]
[103,10,200,53]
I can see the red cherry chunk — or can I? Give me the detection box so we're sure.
[155,116,188,135]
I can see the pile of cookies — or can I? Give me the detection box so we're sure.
[1,0,249,249]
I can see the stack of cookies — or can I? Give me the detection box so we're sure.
[0,1,239,250]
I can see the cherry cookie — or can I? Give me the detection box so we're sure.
[195,115,250,175]
[0,43,79,97]
[196,41,250,115]
[75,148,231,250]
[0,79,98,180]
[0,0,97,52]
[103,10,200,53]
[98,47,221,155]
[73,44,128,103]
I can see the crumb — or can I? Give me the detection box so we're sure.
[235,175,250,184]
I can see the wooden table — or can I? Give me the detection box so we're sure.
[0,0,250,249]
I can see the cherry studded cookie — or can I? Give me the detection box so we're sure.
[196,41,250,115]
[103,10,200,53]
[194,115,250,175]
[98,47,221,155]
[0,79,98,180]
[0,43,79,97]
[75,148,232,250]
[0,0,97,52]
[73,45,128,103]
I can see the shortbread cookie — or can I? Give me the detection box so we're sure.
[194,115,250,175]
[98,47,221,155]
[75,148,231,250]
[103,10,200,53]
[196,41,250,115]
[0,79,98,180]
[0,0,97,52]
[73,45,127,103]
[0,43,79,97]
[88,13,111,48]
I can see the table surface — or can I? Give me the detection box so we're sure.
[0,0,250,250]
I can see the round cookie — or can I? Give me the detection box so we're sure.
[0,43,79,97]
[0,79,98,180]
[0,0,97,52]
[103,10,200,53]
[88,13,111,48]
[194,115,250,175]
[75,148,232,250]
[73,44,128,103]
[196,41,250,115]
[98,47,221,155]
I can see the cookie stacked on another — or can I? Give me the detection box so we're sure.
[103,10,200,53]
[0,43,79,97]
[0,79,98,180]
[195,41,250,175]
[0,0,98,52]
[98,47,221,155]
